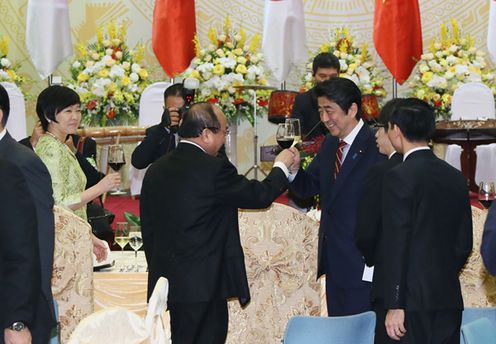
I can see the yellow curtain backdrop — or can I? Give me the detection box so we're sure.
[0,0,491,172]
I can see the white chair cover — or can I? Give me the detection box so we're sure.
[129,82,171,196]
[1,82,27,140]
[445,82,496,185]
[144,277,171,344]
[68,277,171,344]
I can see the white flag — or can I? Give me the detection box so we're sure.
[262,0,307,83]
[26,0,73,79]
[488,0,496,63]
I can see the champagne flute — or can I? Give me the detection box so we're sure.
[285,118,302,146]
[479,181,495,209]
[276,123,295,150]
[108,144,126,195]
[114,222,129,271]
[128,225,143,272]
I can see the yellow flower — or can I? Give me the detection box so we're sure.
[421,72,433,83]
[6,70,16,81]
[138,68,148,79]
[121,76,130,86]
[190,70,201,79]
[233,48,243,56]
[442,93,451,103]
[320,43,331,52]
[98,69,109,78]
[213,64,224,75]
[77,73,89,82]
[237,56,247,65]
[0,36,9,56]
[235,64,247,74]
[108,83,117,93]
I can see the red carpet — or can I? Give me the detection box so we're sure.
[103,191,484,230]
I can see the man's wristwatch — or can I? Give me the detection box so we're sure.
[9,322,26,331]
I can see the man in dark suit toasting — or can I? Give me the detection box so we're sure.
[140,103,298,344]
[380,98,472,343]
[290,77,385,316]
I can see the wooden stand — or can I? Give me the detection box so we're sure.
[432,120,496,192]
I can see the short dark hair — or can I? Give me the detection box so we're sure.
[37,86,81,131]
[164,83,183,100]
[389,98,435,142]
[379,98,403,131]
[0,83,10,127]
[178,102,220,138]
[312,52,340,75]
[314,77,362,120]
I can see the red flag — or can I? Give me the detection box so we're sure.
[152,0,196,78]
[373,0,422,85]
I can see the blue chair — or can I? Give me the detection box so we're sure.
[461,307,496,344]
[282,311,376,344]
[461,318,496,344]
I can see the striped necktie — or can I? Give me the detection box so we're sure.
[334,140,347,179]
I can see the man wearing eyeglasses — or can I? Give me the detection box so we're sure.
[355,98,403,343]
[140,102,299,344]
[290,77,385,316]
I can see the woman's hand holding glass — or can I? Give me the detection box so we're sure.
[97,173,121,193]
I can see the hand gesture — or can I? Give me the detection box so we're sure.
[98,172,121,193]
[168,108,181,127]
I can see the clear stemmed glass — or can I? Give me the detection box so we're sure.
[114,222,129,271]
[276,123,295,150]
[128,225,143,272]
[285,118,301,146]
[479,181,495,209]
[107,144,126,195]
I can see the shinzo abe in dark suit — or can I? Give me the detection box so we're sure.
[140,102,298,344]
[380,98,472,343]
[290,77,385,316]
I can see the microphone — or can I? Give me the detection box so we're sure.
[302,120,324,141]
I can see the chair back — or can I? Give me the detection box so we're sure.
[144,277,171,343]
[461,318,496,344]
[1,82,27,140]
[451,82,496,120]
[139,82,170,127]
[282,312,376,344]
[461,308,496,344]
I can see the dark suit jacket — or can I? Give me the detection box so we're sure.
[0,132,56,340]
[291,124,385,288]
[355,152,403,267]
[0,159,40,337]
[381,149,472,311]
[292,89,328,139]
[482,203,496,275]
[132,124,176,169]
[140,142,288,304]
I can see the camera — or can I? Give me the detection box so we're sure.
[160,78,200,132]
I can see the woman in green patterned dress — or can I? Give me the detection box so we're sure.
[34,85,120,340]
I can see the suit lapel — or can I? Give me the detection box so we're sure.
[329,126,370,204]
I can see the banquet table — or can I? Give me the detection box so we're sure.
[93,251,148,317]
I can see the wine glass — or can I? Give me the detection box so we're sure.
[479,181,495,209]
[128,225,143,272]
[108,144,126,195]
[114,222,129,271]
[276,123,295,150]
[285,118,301,146]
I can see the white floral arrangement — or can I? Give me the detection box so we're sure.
[301,27,386,97]
[68,22,150,127]
[183,17,270,125]
[0,36,25,86]
[410,19,496,119]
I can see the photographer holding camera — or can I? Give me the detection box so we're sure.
[131,83,185,169]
